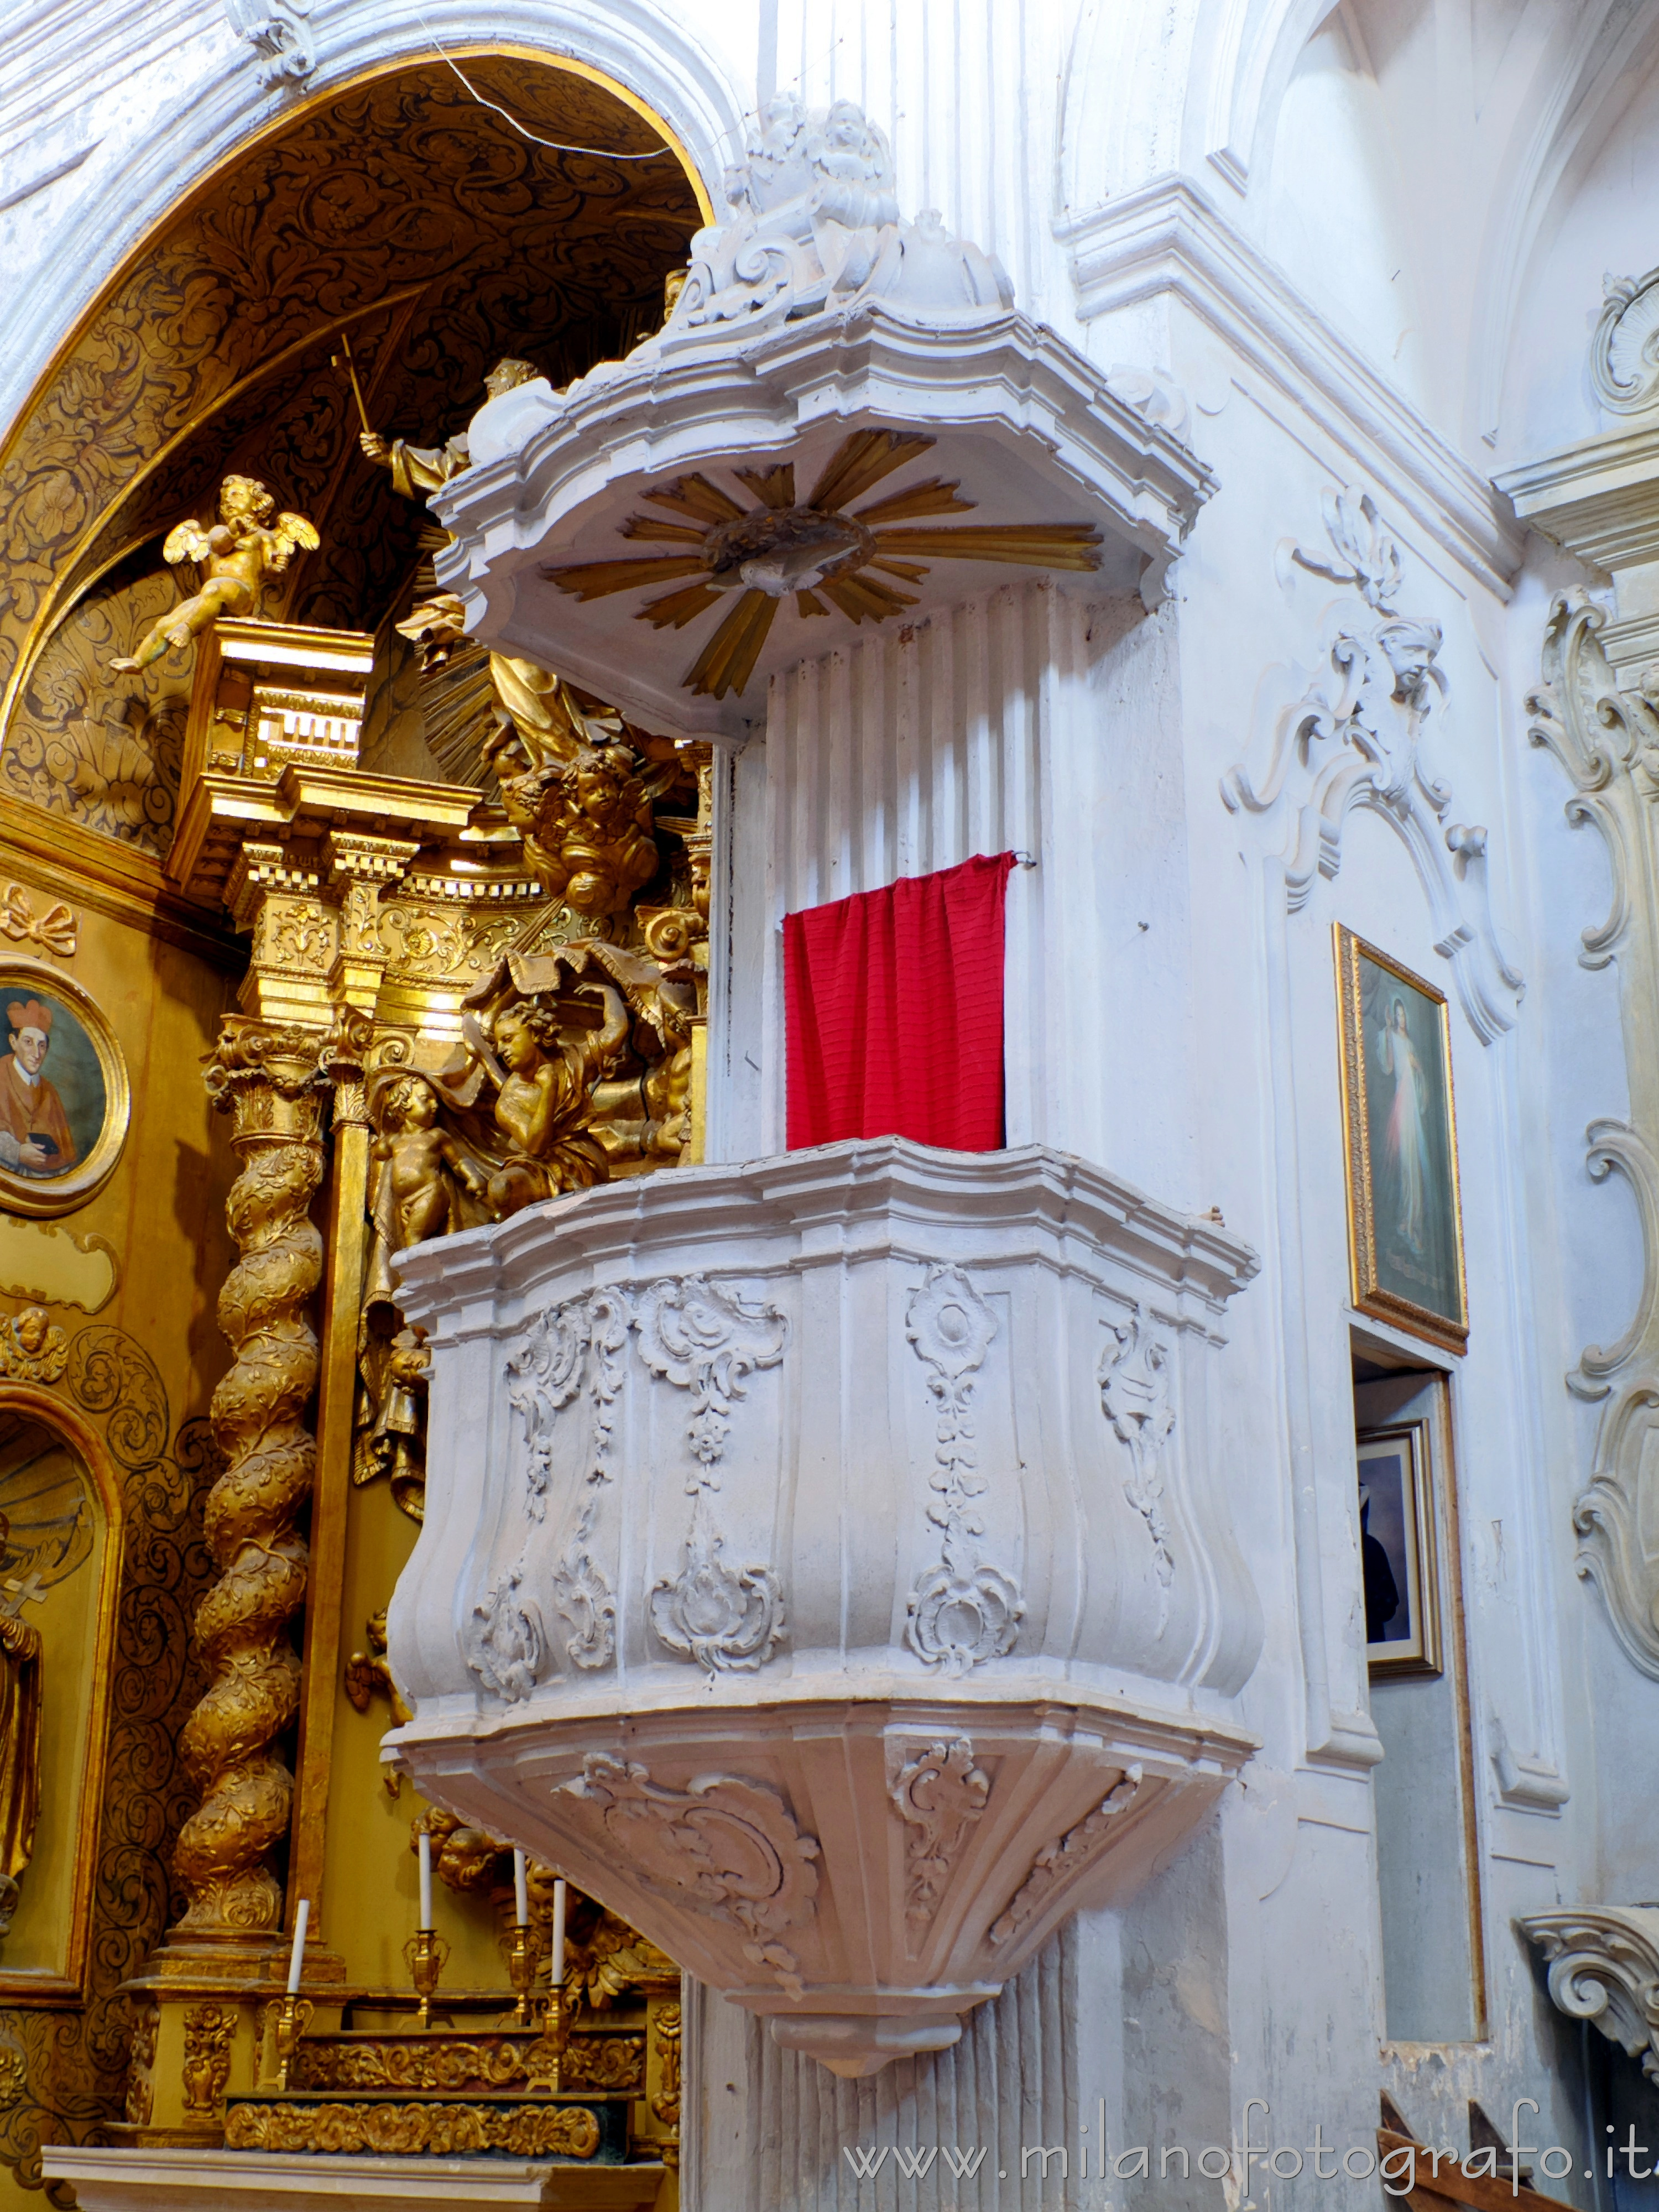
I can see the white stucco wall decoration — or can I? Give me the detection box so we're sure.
[1224,483,1524,1044]
[1528,592,1659,1679]
[222,0,315,87]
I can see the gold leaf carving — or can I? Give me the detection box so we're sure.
[222,2098,603,2158]
[0,60,700,851]
[289,2033,644,2096]
[171,1021,328,1934]
[0,887,77,959]
[180,2004,234,2115]
[0,1349,215,2193]
[0,1308,68,1385]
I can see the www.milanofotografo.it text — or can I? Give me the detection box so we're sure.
[841,2099,1656,2188]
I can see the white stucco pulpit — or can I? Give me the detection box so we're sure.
[385,1139,1261,2074]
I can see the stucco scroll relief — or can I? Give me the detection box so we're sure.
[564,1756,820,1997]
[222,0,316,90]
[1225,485,1522,1043]
[635,1277,790,1674]
[889,1737,990,1940]
[1099,1307,1176,1634]
[466,1567,546,1704]
[505,1292,629,1671]
[474,1276,791,1695]
[1591,269,1659,419]
[1528,595,1659,1677]
[1521,1908,1659,2081]
[988,1766,1142,1948]
[903,1266,1026,1676]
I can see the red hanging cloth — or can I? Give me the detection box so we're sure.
[784,852,1017,1153]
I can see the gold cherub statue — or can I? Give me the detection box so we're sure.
[111,473,319,673]
[369,1073,490,1250]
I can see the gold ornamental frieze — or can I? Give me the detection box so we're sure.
[288,2028,645,2097]
[222,2095,612,2159]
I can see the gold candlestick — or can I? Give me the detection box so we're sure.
[503,1921,542,2028]
[273,1994,313,2091]
[403,1928,450,2029]
[523,1984,567,2094]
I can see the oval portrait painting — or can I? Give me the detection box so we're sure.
[0,966,129,1219]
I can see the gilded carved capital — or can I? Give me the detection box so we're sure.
[324,832,420,1014]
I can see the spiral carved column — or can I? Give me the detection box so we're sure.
[171,1020,329,1938]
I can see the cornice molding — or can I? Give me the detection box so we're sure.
[436,302,1217,740]
[1056,175,1524,601]
[0,791,242,969]
[1496,425,1659,581]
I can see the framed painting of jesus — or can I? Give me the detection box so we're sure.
[1334,926,1469,1352]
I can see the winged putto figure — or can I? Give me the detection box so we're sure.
[111,473,319,672]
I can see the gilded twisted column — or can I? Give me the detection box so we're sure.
[172,1020,329,1936]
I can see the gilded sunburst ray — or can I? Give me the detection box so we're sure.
[543,431,1103,700]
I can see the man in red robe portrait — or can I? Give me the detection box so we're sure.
[0,1000,77,1176]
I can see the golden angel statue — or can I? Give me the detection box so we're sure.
[111,473,319,673]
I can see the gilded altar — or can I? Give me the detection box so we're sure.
[0,44,709,2208]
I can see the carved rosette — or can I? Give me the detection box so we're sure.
[173,1020,328,1934]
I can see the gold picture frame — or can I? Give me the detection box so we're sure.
[0,1386,126,2004]
[1358,1417,1442,1677]
[1334,926,1468,1352]
[0,960,131,1220]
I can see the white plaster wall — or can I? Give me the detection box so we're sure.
[1499,52,1659,460]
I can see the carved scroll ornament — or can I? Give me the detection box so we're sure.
[222,0,316,90]
[1099,1308,1176,1634]
[889,1737,989,1937]
[1527,595,1659,1677]
[505,1291,629,1671]
[565,1755,819,1996]
[988,1766,1141,1947]
[1591,269,1659,419]
[1521,1908,1659,2080]
[636,1276,790,1673]
[224,2099,603,2157]
[903,1266,1025,1675]
[1224,485,1522,1044]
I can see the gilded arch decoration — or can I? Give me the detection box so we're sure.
[0,53,705,855]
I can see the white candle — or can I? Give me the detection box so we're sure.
[550,1877,567,1984]
[418,1832,434,1931]
[513,1849,529,1927]
[286,1898,309,1995]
